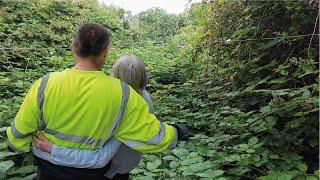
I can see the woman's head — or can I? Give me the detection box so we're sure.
[110,55,148,91]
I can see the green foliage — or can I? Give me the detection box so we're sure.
[137,8,183,43]
[0,0,319,179]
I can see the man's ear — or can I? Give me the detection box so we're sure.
[102,45,110,58]
[70,43,76,53]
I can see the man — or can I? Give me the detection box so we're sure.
[7,22,187,179]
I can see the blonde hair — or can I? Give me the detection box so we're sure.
[110,55,148,91]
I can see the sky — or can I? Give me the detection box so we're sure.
[99,0,200,15]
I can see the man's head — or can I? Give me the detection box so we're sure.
[72,22,110,66]
[110,55,149,91]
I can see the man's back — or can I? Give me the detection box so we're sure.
[42,68,122,150]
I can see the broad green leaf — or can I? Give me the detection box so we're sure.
[314,169,319,177]
[169,171,177,177]
[277,173,293,180]
[301,90,310,98]
[0,160,14,173]
[260,106,270,113]
[196,169,224,178]
[23,173,37,180]
[248,137,259,146]
[224,154,241,162]
[162,155,178,161]
[307,138,319,147]
[270,154,279,159]
[182,171,193,176]
[189,162,213,172]
[296,164,307,172]
[139,176,154,180]
[146,159,161,171]
[169,161,179,168]
[180,157,203,165]
[131,168,145,174]
[172,148,189,158]
[0,152,16,160]
[306,176,318,180]
[238,144,249,149]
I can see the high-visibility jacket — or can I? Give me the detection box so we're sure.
[7,68,177,154]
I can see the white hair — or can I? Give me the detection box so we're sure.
[110,55,148,91]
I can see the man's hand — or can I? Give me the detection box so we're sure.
[173,124,189,141]
[32,135,53,153]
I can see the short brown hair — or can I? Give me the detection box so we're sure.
[73,22,110,57]
[110,55,149,91]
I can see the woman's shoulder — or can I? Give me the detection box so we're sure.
[138,89,154,114]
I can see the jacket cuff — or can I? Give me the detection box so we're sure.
[6,140,24,154]
[168,127,178,149]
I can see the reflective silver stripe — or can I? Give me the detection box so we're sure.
[168,127,178,149]
[124,140,145,148]
[38,73,50,130]
[10,122,30,138]
[106,81,130,138]
[124,122,166,148]
[148,122,165,144]
[44,128,106,146]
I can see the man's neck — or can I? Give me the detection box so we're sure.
[74,56,103,71]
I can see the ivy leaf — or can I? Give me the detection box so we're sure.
[146,159,161,171]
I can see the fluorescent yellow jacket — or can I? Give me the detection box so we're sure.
[7,68,177,153]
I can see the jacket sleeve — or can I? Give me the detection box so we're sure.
[6,79,41,153]
[114,87,178,153]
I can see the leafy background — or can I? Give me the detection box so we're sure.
[0,0,319,179]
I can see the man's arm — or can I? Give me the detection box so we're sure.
[46,137,121,168]
[114,86,179,153]
[6,79,41,153]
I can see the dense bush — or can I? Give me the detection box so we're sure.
[0,0,318,179]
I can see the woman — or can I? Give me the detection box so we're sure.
[32,55,157,179]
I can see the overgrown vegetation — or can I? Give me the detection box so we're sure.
[0,0,319,179]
